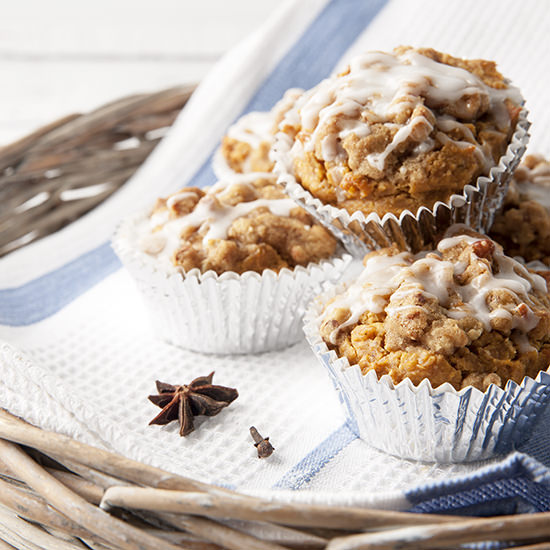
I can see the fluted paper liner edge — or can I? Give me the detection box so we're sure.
[303,283,550,463]
[273,108,530,257]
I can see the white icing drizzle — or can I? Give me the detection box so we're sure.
[435,131,489,169]
[227,112,273,150]
[166,191,199,211]
[284,49,520,172]
[512,332,536,353]
[436,116,487,168]
[325,253,412,342]
[366,115,433,171]
[321,234,547,345]
[141,180,297,262]
[412,138,435,156]
[226,88,304,151]
[515,160,550,209]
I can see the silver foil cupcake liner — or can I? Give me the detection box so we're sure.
[303,286,550,463]
[273,108,530,257]
[112,214,351,354]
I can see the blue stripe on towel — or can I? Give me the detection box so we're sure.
[191,0,389,190]
[0,0,387,326]
[409,476,550,516]
[273,422,357,490]
[0,243,120,326]
[406,454,550,516]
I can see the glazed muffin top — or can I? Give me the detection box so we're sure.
[219,88,303,175]
[490,155,550,265]
[139,176,338,275]
[318,229,550,391]
[277,47,522,217]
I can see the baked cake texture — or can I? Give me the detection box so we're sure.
[318,230,550,391]
[277,47,522,217]
[140,176,338,275]
[490,155,550,265]
[220,89,303,174]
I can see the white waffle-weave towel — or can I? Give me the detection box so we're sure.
[2,0,550,513]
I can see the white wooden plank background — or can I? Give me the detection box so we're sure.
[0,0,280,146]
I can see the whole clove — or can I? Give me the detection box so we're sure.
[249,426,274,459]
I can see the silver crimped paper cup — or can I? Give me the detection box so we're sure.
[112,214,351,354]
[303,284,550,463]
[273,108,530,257]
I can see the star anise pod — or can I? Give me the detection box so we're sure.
[148,372,238,436]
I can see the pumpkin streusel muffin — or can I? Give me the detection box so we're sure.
[273,47,528,254]
[304,229,550,462]
[318,230,550,391]
[490,155,550,265]
[113,176,350,354]
[142,176,337,275]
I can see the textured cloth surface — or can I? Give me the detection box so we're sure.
[2,0,550,516]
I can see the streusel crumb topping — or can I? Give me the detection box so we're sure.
[140,176,337,275]
[319,229,550,390]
